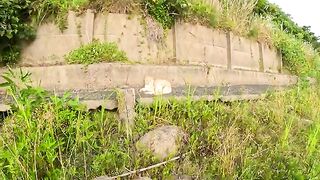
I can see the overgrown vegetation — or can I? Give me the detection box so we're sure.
[0,69,320,179]
[0,0,35,65]
[65,40,128,64]
[254,0,320,52]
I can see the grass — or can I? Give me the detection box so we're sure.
[0,71,320,179]
[65,40,128,64]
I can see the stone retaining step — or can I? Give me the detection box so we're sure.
[0,63,297,113]
[0,63,297,93]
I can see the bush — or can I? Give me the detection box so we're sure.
[65,41,128,64]
[143,0,189,28]
[254,0,320,52]
[184,0,218,28]
[272,28,319,77]
[0,0,36,64]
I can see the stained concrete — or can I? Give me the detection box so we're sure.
[175,23,228,67]
[230,34,260,71]
[0,63,297,93]
[262,44,282,73]
[19,11,282,73]
[0,63,297,112]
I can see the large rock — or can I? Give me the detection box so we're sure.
[136,125,186,160]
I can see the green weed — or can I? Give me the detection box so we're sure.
[185,0,218,28]
[65,40,128,64]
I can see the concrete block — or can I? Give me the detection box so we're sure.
[36,11,87,36]
[20,35,81,66]
[204,45,228,68]
[175,23,228,67]
[207,67,297,86]
[106,13,173,64]
[93,13,108,38]
[262,44,282,73]
[231,34,260,71]
[118,88,136,128]
[21,11,91,66]
[84,9,95,43]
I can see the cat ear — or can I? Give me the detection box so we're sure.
[145,76,154,84]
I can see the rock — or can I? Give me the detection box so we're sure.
[136,125,186,160]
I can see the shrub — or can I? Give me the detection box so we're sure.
[254,0,320,52]
[143,0,189,28]
[65,41,128,64]
[271,28,320,77]
[0,0,36,64]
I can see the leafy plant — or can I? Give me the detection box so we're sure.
[143,0,189,28]
[184,0,218,28]
[272,28,320,77]
[65,40,128,64]
[254,0,320,52]
[0,0,36,64]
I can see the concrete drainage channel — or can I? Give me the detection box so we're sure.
[0,63,298,125]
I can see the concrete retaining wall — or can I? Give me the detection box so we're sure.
[0,63,297,93]
[21,11,282,74]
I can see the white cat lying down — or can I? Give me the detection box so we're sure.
[139,76,172,95]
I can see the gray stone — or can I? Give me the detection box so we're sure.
[136,125,186,160]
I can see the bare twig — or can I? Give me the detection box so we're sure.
[94,155,182,180]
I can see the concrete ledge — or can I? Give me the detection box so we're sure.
[0,63,297,111]
[0,63,297,93]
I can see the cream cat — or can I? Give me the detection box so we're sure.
[139,76,172,95]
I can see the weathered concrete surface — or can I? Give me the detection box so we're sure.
[262,44,282,73]
[0,63,297,112]
[230,34,260,71]
[175,23,228,68]
[95,13,174,64]
[118,88,136,128]
[20,11,282,73]
[0,63,297,93]
[21,10,93,66]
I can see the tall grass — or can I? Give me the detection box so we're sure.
[0,71,320,179]
[217,0,257,34]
